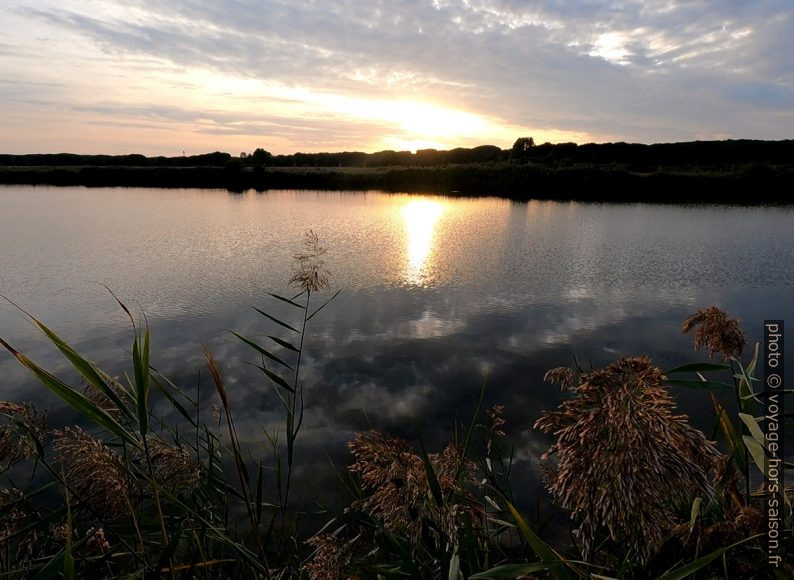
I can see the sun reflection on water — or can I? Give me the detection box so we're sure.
[402,199,444,286]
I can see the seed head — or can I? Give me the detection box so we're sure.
[0,401,45,466]
[485,404,507,436]
[348,430,482,547]
[289,229,330,292]
[303,533,352,580]
[544,367,577,390]
[53,427,131,518]
[681,306,746,360]
[535,356,719,563]
[139,438,200,494]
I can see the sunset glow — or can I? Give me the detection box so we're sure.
[403,199,445,286]
[0,1,791,154]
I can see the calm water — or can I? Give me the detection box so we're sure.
[1,185,793,507]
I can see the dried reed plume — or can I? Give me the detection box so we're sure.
[54,427,131,518]
[289,229,330,292]
[544,367,577,390]
[139,438,200,493]
[348,430,482,546]
[0,401,45,466]
[485,404,507,437]
[535,356,719,563]
[303,533,352,580]
[681,306,746,360]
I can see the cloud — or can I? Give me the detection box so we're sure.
[1,0,792,154]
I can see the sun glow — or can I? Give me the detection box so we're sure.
[402,199,445,286]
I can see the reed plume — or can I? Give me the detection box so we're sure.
[543,367,577,390]
[348,430,482,546]
[535,356,719,563]
[303,533,352,580]
[138,437,200,494]
[0,401,45,466]
[289,229,330,292]
[681,305,745,360]
[53,427,131,518]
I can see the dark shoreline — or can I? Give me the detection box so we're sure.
[1,162,793,204]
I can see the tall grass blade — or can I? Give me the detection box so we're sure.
[31,317,134,422]
[505,501,570,580]
[742,435,767,473]
[416,430,444,507]
[738,413,765,444]
[252,363,295,392]
[266,291,305,308]
[231,331,294,369]
[711,394,748,474]
[268,335,300,352]
[150,374,197,427]
[470,562,562,579]
[0,338,138,445]
[659,533,764,580]
[665,379,734,390]
[664,363,732,374]
[133,327,151,437]
[252,306,300,332]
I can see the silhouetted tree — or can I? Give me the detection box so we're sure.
[511,137,535,161]
[251,148,273,166]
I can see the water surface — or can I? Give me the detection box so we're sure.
[1,186,792,508]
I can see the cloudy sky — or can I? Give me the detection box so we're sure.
[1,0,792,155]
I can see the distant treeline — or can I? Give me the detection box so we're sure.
[0,151,233,168]
[2,162,792,204]
[1,139,793,203]
[2,139,794,169]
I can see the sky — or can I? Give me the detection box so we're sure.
[1,0,792,155]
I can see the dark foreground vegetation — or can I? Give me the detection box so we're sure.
[2,139,793,202]
[1,233,791,578]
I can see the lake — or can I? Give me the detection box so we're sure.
[1,185,792,510]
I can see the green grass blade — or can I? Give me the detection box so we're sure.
[505,501,570,580]
[742,435,767,473]
[31,317,135,423]
[252,306,299,332]
[711,394,748,474]
[470,562,562,579]
[266,291,305,308]
[268,335,299,352]
[665,379,734,390]
[664,363,732,374]
[738,413,765,444]
[150,374,197,427]
[0,338,138,446]
[659,533,764,580]
[416,430,444,507]
[231,331,294,369]
[132,327,151,437]
[252,364,295,392]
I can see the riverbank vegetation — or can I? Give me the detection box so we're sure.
[1,139,793,202]
[1,234,792,578]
